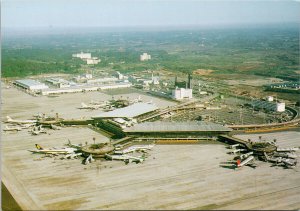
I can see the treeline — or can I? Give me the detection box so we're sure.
[2,27,299,79]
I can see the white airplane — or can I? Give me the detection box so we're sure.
[90,100,109,106]
[273,152,298,159]
[228,144,242,149]
[277,147,299,152]
[263,152,297,168]
[237,151,253,160]
[237,156,255,168]
[83,154,95,165]
[105,154,145,164]
[5,116,37,125]
[29,144,77,155]
[30,125,47,135]
[3,125,22,132]
[50,124,61,130]
[78,102,104,110]
[65,139,83,149]
[64,153,82,159]
[114,144,155,155]
[129,95,143,104]
[229,148,247,154]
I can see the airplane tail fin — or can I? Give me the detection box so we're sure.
[81,102,87,108]
[6,116,13,121]
[35,144,43,150]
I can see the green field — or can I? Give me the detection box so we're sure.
[2,24,299,80]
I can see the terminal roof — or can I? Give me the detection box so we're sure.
[93,102,158,119]
[124,121,232,132]
[15,79,44,86]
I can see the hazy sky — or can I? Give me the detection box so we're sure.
[2,0,300,28]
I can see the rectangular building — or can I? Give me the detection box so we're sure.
[14,79,49,91]
[172,88,193,100]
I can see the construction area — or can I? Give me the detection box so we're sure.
[2,80,300,210]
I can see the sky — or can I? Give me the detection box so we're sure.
[2,0,300,29]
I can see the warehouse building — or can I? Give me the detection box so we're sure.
[123,121,232,138]
[41,82,132,95]
[14,79,49,91]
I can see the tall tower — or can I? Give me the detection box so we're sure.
[188,74,192,89]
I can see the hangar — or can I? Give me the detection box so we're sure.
[13,79,49,91]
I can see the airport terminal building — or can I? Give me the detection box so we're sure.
[123,121,232,138]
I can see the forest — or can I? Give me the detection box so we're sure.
[2,24,299,81]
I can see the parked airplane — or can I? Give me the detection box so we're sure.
[90,100,109,106]
[30,125,47,135]
[237,156,255,168]
[3,125,22,132]
[105,154,145,164]
[78,102,104,110]
[277,147,299,152]
[129,95,143,104]
[5,116,37,125]
[65,139,83,150]
[64,152,82,159]
[29,144,78,155]
[114,144,155,155]
[50,124,61,130]
[264,152,297,168]
[83,154,95,165]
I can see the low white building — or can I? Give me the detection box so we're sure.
[267,96,274,102]
[87,77,119,84]
[140,53,151,61]
[86,58,101,65]
[41,82,132,95]
[276,102,285,112]
[45,78,72,88]
[115,71,124,80]
[172,88,193,100]
[72,52,92,59]
[152,76,160,85]
[14,79,49,91]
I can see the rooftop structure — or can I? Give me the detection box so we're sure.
[14,79,49,91]
[124,121,232,133]
[87,77,119,84]
[45,78,73,88]
[41,82,132,95]
[268,82,300,90]
[86,58,101,65]
[93,102,158,119]
[172,88,193,100]
[72,52,92,59]
[267,96,274,102]
[140,53,151,61]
